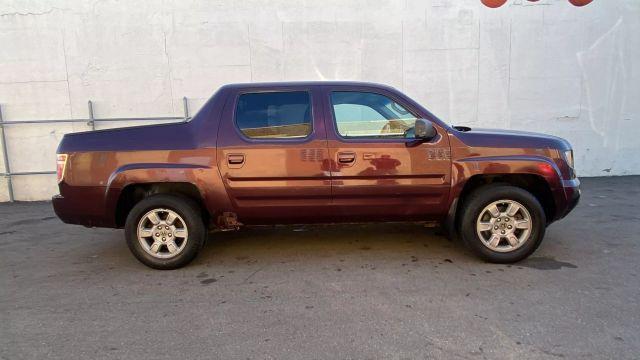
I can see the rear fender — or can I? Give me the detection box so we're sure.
[104,163,232,225]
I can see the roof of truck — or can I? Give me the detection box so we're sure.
[222,81,397,90]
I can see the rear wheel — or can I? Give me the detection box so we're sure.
[125,194,205,269]
[459,185,546,263]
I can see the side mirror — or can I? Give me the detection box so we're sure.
[405,119,437,147]
[414,119,437,140]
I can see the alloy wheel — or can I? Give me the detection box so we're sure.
[476,199,532,252]
[137,208,189,259]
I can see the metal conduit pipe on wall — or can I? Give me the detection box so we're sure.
[0,97,191,202]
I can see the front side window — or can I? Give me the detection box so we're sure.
[331,91,418,138]
[236,91,312,139]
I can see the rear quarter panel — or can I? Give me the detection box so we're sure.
[59,149,231,227]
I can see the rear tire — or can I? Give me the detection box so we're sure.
[125,194,205,269]
[459,184,546,263]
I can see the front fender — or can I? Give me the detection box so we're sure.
[444,154,565,235]
[453,155,563,192]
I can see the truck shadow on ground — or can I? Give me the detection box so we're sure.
[196,223,473,267]
[87,222,576,273]
[195,223,576,270]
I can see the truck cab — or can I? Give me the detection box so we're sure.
[53,82,580,269]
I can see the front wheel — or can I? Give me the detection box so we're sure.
[125,194,206,269]
[459,185,546,263]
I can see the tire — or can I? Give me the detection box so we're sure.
[459,184,546,263]
[125,194,206,269]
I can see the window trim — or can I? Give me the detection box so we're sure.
[232,89,315,143]
[328,90,425,142]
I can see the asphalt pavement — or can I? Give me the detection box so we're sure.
[1,176,639,359]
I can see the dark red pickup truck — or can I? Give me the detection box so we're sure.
[53,82,580,269]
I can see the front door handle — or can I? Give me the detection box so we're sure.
[337,152,356,164]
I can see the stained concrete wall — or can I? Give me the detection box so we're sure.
[0,0,638,201]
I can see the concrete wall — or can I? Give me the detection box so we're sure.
[0,0,638,201]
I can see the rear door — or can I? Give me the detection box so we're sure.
[322,86,451,221]
[216,86,331,224]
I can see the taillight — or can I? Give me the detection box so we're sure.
[56,154,68,183]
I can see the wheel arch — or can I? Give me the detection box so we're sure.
[453,173,555,229]
[115,182,209,228]
[443,173,556,237]
[103,162,223,228]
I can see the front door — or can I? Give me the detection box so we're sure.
[323,87,451,222]
[216,87,331,224]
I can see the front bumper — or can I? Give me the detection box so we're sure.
[557,178,581,219]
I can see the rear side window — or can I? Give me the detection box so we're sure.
[235,91,312,139]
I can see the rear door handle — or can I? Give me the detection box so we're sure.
[227,154,245,167]
[337,152,356,164]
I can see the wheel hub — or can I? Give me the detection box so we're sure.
[152,223,176,243]
[491,217,515,235]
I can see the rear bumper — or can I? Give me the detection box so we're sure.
[52,191,117,228]
[52,194,70,223]
[556,178,580,220]
[52,194,92,226]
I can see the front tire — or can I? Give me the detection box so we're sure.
[125,194,205,269]
[459,184,546,263]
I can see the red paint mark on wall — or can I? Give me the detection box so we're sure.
[481,0,593,7]
[481,0,508,8]
[568,0,593,6]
